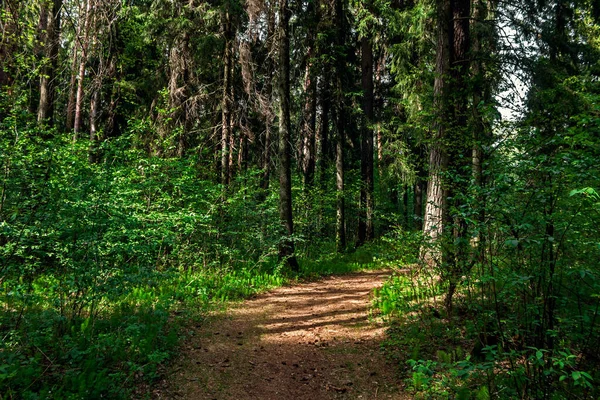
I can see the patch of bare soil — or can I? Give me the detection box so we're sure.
[153,270,410,399]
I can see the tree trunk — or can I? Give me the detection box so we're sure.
[422,0,471,312]
[335,90,346,253]
[260,5,276,192]
[37,0,62,126]
[66,42,79,131]
[73,0,92,139]
[299,1,318,188]
[300,61,317,187]
[423,145,447,264]
[317,75,330,184]
[0,2,14,91]
[471,0,485,262]
[88,3,101,162]
[89,81,100,162]
[238,133,247,172]
[358,35,375,245]
[261,121,272,190]
[221,10,233,185]
[228,108,235,182]
[334,0,346,252]
[277,0,299,270]
[445,0,471,314]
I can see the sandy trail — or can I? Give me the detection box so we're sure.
[154,270,409,399]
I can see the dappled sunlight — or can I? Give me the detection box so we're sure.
[160,271,410,399]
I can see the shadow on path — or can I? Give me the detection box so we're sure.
[154,270,410,400]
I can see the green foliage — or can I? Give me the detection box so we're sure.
[0,112,392,396]
[2,0,600,397]
[375,152,600,397]
[0,124,291,397]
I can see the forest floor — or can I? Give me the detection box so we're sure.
[151,270,410,399]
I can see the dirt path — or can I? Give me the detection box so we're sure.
[154,270,409,399]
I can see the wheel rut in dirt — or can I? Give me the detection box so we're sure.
[155,270,409,399]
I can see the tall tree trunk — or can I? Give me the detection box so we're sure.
[73,0,92,139]
[471,0,492,263]
[445,0,471,313]
[335,108,346,252]
[221,10,233,185]
[422,0,471,313]
[277,0,299,270]
[37,0,62,126]
[221,14,232,184]
[88,4,101,162]
[334,0,346,252]
[0,2,15,91]
[374,52,385,182]
[299,1,318,187]
[65,0,83,131]
[66,43,79,131]
[358,35,375,245]
[300,61,317,187]
[423,0,450,254]
[260,5,276,192]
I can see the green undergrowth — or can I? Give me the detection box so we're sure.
[374,229,599,399]
[0,250,384,399]
[299,242,388,278]
[0,133,387,399]
[0,266,288,399]
[378,282,597,399]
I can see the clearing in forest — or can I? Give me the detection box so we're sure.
[153,270,410,399]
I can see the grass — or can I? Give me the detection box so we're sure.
[373,262,599,400]
[0,266,286,398]
[0,244,388,399]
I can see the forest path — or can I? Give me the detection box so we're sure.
[153,270,409,399]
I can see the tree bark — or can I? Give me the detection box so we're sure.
[300,61,317,187]
[37,0,62,126]
[422,0,471,313]
[261,121,272,190]
[73,0,92,139]
[334,0,346,252]
[317,75,330,184]
[221,10,233,185]
[470,0,491,262]
[277,0,299,270]
[89,81,100,162]
[88,2,102,162]
[357,35,375,246]
[66,41,79,131]
[299,1,318,188]
[260,5,276,192]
